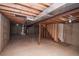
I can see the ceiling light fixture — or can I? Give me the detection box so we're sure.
[68,15,77,23]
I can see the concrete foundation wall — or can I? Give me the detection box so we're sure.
[0,13,10,53]
[0,14,2,52]
[64,23,79,47]
[45,23,79,47]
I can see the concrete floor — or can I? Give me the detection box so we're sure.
[0,35,79,56]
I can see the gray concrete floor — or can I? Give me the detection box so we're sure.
[0,35,79,56]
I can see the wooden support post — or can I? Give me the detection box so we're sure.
[43,24,45,38]
[45,24,47,38]
[44,25,46,38]
[56,24,58,42]
[43,24,45,39]
[51,24,53,39]
[53,24,55,40]
[38,24,41,44]
[54,24,58,42]
[44,24,47,38]
[43,25,45,38]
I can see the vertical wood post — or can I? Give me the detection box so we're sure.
[54,24,58,42]
[53,24,55,40]
[38,23,41,44]
[43,24,45,39]
[45,24,47,38]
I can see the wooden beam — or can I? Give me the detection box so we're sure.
[38,23,41,44]
[0,6,37,16]
[0,9,36,17]
[52,24,54,38]
[36,3,48,10]
[1,12,25,24]
[14,3,42,12]
[40,8,79,25]
[44,24,47,38]
[54,24,59,42]
[45,24,47,38]
[39,3,50,7]
[0,4,39,15]
[44,25,45,38]
[41,18,65,24]
[41,9,79,24]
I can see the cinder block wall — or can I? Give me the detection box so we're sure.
[0,13,10,53]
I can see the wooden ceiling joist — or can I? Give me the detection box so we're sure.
[41,8,79,24]
[0,4,39,15]
[41,18,65,24]
[37,3,48,9]
[14,3,42,12]
[0,9,36,16]
[39,3,50,7]
[1,12,26,24]
[0,6,37,16]
[15,3,50,11]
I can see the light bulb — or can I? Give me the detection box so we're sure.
[69,19,72,23]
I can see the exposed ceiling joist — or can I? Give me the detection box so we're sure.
[0,9,32,17]
[39,3,50,7]
[0,9,36,16]
[1,12,26,24]
[18,3,48,11]
[41,17,65,24]
[42,21,65,24]
[0,3,52,25]
[14,3,42,12]
[40,8,79,24]
[0,4,39,15]
[43,3,52,6]
[59,17,68,21]
[0,6,37,16]
[38,3,48,8]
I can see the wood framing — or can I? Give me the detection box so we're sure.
[0,6,37,16]
[14,3,42,12]
[54,24,59,42]
[0,4,39,15]
[38,23,41,44]
[1,12,25,24]
[0,9,36,16]
[40,8,79,25]
[39,3,50,7]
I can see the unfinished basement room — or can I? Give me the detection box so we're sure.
[0,3,79,56]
